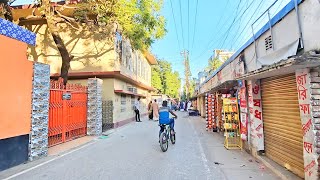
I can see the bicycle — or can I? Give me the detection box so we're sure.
[159,117,176,152]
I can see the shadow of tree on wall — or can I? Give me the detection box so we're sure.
[26,23,116,73]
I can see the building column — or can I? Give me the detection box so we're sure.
[87,78,103,136]
[247,80,264,152]
[29,62,50,161]
[296,68,319,179]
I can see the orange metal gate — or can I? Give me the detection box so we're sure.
[48,81,88,147]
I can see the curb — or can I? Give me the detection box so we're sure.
[251,152,301,180]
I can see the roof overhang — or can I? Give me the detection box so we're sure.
[51,71,156,91]
[197,80,238,97]
[143,51,157,65]
[114,90,146,98]
[237,52,320,80]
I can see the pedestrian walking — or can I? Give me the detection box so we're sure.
[152,99,159,121]
[134,98,141,122]
[148,101,153,120]
[187,101,191,112]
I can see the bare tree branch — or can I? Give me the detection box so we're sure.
[55,10,76,22]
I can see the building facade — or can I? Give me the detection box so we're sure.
[21,21,156,130]
[196,0,320,179]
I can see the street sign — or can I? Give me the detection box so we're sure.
[62,93,71,100]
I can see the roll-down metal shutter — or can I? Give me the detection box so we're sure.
[261,74,304,178]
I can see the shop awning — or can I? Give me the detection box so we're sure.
[237,51,320,80]
[197,80,238,97]
[114,90,146,98]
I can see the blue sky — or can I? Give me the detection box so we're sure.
[11,0,290,79]
[151,0,290,79]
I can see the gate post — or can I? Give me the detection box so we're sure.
[62,93,67,142]
[29,62,50,161]
[87,78,103,136]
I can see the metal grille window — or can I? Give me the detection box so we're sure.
[131,95,135,105]
[265,35,273,50]
[121,94,126,105]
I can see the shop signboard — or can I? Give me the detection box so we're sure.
[234,60,245,79]
[296,69,317,179]
[248,80,264,151]
[238,80,248,140]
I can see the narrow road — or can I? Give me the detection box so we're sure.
[1,112,279,180]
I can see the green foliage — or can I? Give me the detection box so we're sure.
[89,0,166,51]
[151,60,181,98]
[151,65,162,92]
[207,57,223,72]
[182,78,196,100]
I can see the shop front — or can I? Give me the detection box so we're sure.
[238,54,320,179]
[203,80,244,150]
[261,74,304,177]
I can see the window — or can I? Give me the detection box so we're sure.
[137,58,141,77]
[133,52,137,73]
[121,94,126,105]
[139,59,142,77]
[131,95,135,105]
[265,35,273,51]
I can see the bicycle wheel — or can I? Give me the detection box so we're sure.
[159,132,168,152]
[170,130,176,144]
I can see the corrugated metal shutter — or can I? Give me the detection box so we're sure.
[261,74,304,178]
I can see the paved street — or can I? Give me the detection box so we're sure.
[1,112,279,180]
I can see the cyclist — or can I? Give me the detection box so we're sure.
[159,100,178,140]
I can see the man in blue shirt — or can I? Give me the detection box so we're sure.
[159,100,178,138]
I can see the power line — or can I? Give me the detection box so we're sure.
[205,0,257,51]
[179,0,185,49]
[191,0,199,51]
[231,0,268,50]
[217,0,258,49]
[204,0,230,48]
[219,0,243,49]
[192,0,263,61]
[193,0,243,60]
[230,0,249,50]
[188,0,190,51]
[169,0,181,51]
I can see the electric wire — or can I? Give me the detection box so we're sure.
[179,0,185,49]
[191,0,199,51]
[169,0,182,51]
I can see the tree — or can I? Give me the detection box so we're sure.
[182,78,196,100]
[151,65,162,93]
[0,0,166,84]
[151,60,181,98]
[206,57,223,72]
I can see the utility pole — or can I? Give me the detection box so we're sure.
[181,50,191,101]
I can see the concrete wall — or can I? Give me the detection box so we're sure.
[0,35,33,140]
[69,78,114,101]
[25,24,116,74]
[0,20,36,171]
[299,0,320,51]
[120,39,152,86]
[113,79,149,124]
[200,0,320,93]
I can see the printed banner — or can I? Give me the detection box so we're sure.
[238,80,248,140]
[296,69,318,180]
[248,80,264,151]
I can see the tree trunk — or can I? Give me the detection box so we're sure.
[47,17,72,85]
